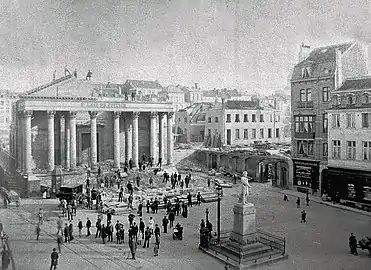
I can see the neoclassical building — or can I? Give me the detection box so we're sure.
[10,74,174,181]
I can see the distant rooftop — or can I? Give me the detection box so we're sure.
[125,80,162,89]
[225,100,259,110]
[304,42,354,63]
[338,76,371,91]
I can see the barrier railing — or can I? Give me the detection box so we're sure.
[256,229,286,254]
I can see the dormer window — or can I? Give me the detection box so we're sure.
[332,95,340,106]
[362,93,370,104]
[347,94,355,105]
[301,67,312,78]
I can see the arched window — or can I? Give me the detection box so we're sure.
[362,93,370,104]
[332,95,340,106]
[347,94,355,105]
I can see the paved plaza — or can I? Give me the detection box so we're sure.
[1,151,370,270]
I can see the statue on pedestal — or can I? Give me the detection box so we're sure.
[240,171,251,204]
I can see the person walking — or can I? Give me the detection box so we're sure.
[86,217,91,236]
[196,192,202,206]
[154,241,159,257]
[95,217,102,238]
[64,223,70,243]
[78,219,83,238]
[301,210,307,223]
[154,224,160,246]
[162,216,169,233]
[149,217,154,234]
[306,193,310,206]
[168,210,175,228]
[57,233,63,253]
[349,233,358,255]
[139,218,145,240]
[296,197,301,208]
[283,195,289,201]
[67,203,73,221]
[38,208,44,224]
[187,193,193,207]
[129,235,137,260]
[69,221,74,241]
[101,224,107,244]
[143,227,151,248]
[36,223,41,240]
[50,248,59,270]
[57,216,63,234]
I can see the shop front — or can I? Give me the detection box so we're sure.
[292,159,320,194]
[327,167,371,204]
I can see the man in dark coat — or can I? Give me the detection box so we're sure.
[95,217,102,238]
[143,227,151,248]
[86,217,91,236]
[69,221,74,241]
[349,233,358,255]
[187,193,193,207]
[128,212,135,227]
[168,210,175,228]
[64,223,70,243]
[139,218,145,240]
[162,216,169,233]
[101,224,107,244]
[50,248,59,270]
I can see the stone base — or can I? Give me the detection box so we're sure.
[27,174,41,195]
[229,202,257,245]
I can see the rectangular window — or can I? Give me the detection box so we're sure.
[243,129,248,139]
[332,140,341,159]
[259,114,264,122]
[300,89,312,102]
[362,113,370,128]
[235,114,240,122]
[259,128,264,138]
[252,129,256,139]
[297,140,314,155]
[332,114,341,128]
[235,129,240,139]
[347,141,356,160]
[363,141,371,160]
[294,115,315,133]
[346,113,355,128]
[322,87,329,102]
[226,114,231,123]
[323,143,328,156]
[323,113,328,133]
[243,114,248,122]
[208,117,211,123]
[306,89,312,101]
[215,117,219,123]
[268,128,272,138]
[275,128,280,138]
[300,89,306,102]
[252,114,256,122]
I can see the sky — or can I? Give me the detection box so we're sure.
[0,0,370,93]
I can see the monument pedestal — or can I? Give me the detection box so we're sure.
[229,202,257,245]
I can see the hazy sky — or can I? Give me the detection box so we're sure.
[0,0,370,93]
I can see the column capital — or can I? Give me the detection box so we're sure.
[47,110,56,117]
[132,112,140,119]
[89,111,98,118]
[168,112,174,118]
[69,111,77,118]
[22,110,33,117]
[150,112,158,118]
[158,112,166,119]
[112,111,121,118]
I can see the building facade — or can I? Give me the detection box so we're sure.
[205,100,285,147]
[0,90,18,144]
[326,76,371,203]
[122,79,163,100]
[11,74,174,192]
[291,42,368,195]
[158,85,187,111]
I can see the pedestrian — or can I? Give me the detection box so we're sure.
[36,223,41,240]
[86,217,91,236]
[50,248,59,270]
[78,219,83,238]
[101,224,107,244]
[301,210,307,223]
[196,192,202,206]
[69,221,74,241]
[107,210,112,223]
[129,235,137,260]
[143,227,151,248]
[38,208,44,224]
[154,224,160,245]
[107,222,113,242]
[149,217,154,234]
[67,203,73,221]
[154,241,159,256]
[306,193,310,206]
[162,216,169,233]
[95,217,102,238]
[168,210,175,228]
[187,193,193,207]
[64,223,70,243]
[57,216,63,234]
[115,221,121,244]
[137,201,143,217]
[128,212,135,227]
[139,218,145,240]
[283,195,289,201]
[146,200,150,213]
[296,197,301,208]
[349,233,358,255]
[57,233,62,253]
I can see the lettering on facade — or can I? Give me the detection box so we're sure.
[81,102,127,109]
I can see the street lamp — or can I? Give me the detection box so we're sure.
[216,185,223,244]
[205,208,209,223]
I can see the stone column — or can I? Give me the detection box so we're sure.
[125,114,132,161]
[60,115,66,167]
[89,111,98,171]
[65,116,71,170]
[69,112,77,170]
[113,111,121,169]
[150,112,158,163]
[158,113,165,164]
[24,110,33,174]
[119,116,126,163]
[216,154,221,170]
[132,112,139,167]
[17,112,23,171]
[167,112,174,165]
[47,111,55,172]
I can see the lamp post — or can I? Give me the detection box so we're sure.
[205,208,209,223]
[216,185,223,244]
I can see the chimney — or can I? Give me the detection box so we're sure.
[195,83,198,89]
[298,43,311,63]
[335,48,343,89]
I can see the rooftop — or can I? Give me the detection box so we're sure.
[225,100,259,110]
[303,42,353,64]
[338,76,371,91]
[125,79,162,89]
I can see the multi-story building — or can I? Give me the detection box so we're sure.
[291,42,368,195]
[174,103,214,143]
[205,100,284,147]
[0,90,18,146]
[326,76,371,204]
[184,83,203,104]
[122,79,163,100]
[158,85,187,111]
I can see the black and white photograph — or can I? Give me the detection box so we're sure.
[0,0,370,269]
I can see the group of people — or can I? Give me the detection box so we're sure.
[283,194,310,223]
[162,171,192,189]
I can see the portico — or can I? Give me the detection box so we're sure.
[12,76,175,176]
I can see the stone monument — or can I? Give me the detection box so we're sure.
[229,171,257,246]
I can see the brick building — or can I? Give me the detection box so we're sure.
[326,76,371,204]
[291,42,368,195]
